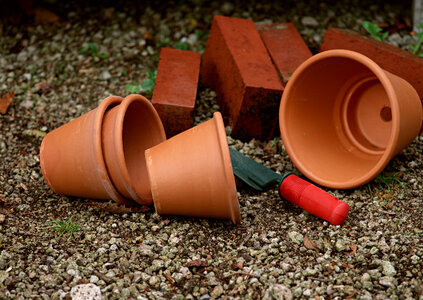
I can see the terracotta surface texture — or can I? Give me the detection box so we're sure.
[256,22,312,84]
[152,47,201,137]
[102,94,166,206]
[321,28,423,105]
[201,15,283,141]
[40,96,136,206]
[145,112,241,224]
[280,50,423,189]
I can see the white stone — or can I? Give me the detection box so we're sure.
[263,284,293,300]
[288,231,303,244]
[221,2,234,14]
[301,16,319,27]
[187,33,198,45]
[99,70,112,80]
[303,289,312,296]
[179,266,191,276]
[20,99,34,109]
[97,247,107,254]
[67,269,78,276]
[408,161,418,168]
[70,283,101,300]
[335,239,350,252]
[169,234,180,245]
[379,276,396,288]
[381,261,396,276]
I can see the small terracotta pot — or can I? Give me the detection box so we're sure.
[145,112,241,224]
[40,96,135,205]
[280,49,423,189]
[102,94,166,205]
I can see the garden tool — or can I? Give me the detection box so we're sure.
[229,147,349,225]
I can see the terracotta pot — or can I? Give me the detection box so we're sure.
[40,96,135,206]
[102,94,166,206]
[280,49,423,189]
[145,112,241,224]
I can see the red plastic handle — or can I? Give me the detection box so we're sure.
[279,174,349,225]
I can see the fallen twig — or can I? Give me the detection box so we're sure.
[85,202,149,214]
[164,270,175,284]
[309,277,332,282]
[224,271,261,279]
[239,233,251,247]
[94,271,113,284]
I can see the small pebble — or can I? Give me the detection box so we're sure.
[301,16,319,27]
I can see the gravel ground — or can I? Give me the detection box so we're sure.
[1,0,422,299]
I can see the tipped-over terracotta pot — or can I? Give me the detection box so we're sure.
[280,49,423,189]
[40,96,136,206]
[145,112,241,224]
[102,94,166,206]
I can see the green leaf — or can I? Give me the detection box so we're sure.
[158,37,170,47]
[141,78,155,91]
[125,81,141,93]
[412,35,423,54]
[88,42,98,54]
[412,43,420,55]
[99,52,108,59]
[146,69,157,81]
[131,86,141,93]
[380,32,388,41]
[80,46,89,54]
[363,21,381,34]
[195,29,204,39]
[362,21,387,41]
[48,216,79,241]
[175,41,188,50]
[419,52,423,58]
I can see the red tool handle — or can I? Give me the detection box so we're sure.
[279,174,349,225]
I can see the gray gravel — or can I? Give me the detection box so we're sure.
[1,0,422,299]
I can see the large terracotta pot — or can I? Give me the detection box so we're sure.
[102,94,166,205]
[40,96,135,205]
[280,49,423,189]
[145,112,241,224]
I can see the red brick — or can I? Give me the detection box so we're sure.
[152,47,201,137]
[256,23,312,84]
[201,16,283,141]
[321,28,423,104]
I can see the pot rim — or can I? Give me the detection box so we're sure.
[212,112,241,224]
[94,96,136,205]
[112,94,166,205]
[280,49,401,189]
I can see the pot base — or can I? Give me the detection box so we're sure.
[145,112,241,224]
[280,50,423,189]
[341,77,392,155]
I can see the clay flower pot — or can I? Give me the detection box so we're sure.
[145,112,241,224]
[40,96,135,206]
[102,94,166,206]
[280,49,423,189]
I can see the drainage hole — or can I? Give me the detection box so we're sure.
[380,106,392,122]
